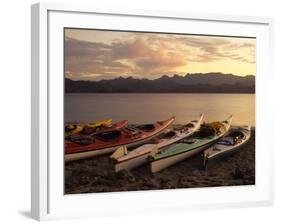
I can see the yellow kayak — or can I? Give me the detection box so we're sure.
[65,119,112,137]
[85,119,112,129]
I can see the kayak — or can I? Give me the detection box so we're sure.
[81,119,128,136]
[65,124,84,137]
[65,117,175,161]
[65,119,112,137]
[203,126,251,168]
[150,116,233,173]
[111,114,204,172]
[86,119,112,128]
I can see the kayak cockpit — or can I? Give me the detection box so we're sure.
[162,131,177,138]
[136,124,155,132]
[185,122,195,128]
[95,130,121,141]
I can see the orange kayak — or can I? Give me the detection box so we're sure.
[65,117,175,161]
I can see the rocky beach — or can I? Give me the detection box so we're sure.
[65,130,255,194]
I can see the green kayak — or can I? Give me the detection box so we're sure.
[150,116,233,173]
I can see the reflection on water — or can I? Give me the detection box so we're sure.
[65,93,255,126]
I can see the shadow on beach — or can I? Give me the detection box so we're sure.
[65,130,255,194]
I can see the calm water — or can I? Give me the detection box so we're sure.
[65,93,255,126]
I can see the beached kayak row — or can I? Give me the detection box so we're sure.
[65,115,251,172]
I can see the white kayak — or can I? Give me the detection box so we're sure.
[203,125,251,168]
[111,114,204,172]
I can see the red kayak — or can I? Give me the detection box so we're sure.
[80,119,129,136]
[65,117,175,161]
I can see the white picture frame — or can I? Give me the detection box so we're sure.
[31,2,274,221]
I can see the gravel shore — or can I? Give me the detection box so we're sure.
[65,130,255,194]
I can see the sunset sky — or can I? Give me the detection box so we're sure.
[65,28,256,81]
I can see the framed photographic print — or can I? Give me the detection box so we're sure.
[31,2,274,221]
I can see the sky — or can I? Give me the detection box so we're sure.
[65,28,256,81]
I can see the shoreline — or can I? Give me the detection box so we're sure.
[64,122,256,129]
[65,130,255,194]
[65,92,256,95]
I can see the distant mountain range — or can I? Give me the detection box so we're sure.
[65,72,255,93]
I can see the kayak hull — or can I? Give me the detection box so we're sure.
[203,144,242,168]
[65,145,117,161]
[150,140,216,173]
[115,153,149,172]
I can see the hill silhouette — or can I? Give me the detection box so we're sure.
[65,72,255,93]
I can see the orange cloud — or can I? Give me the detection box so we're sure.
[64,30,255,80]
